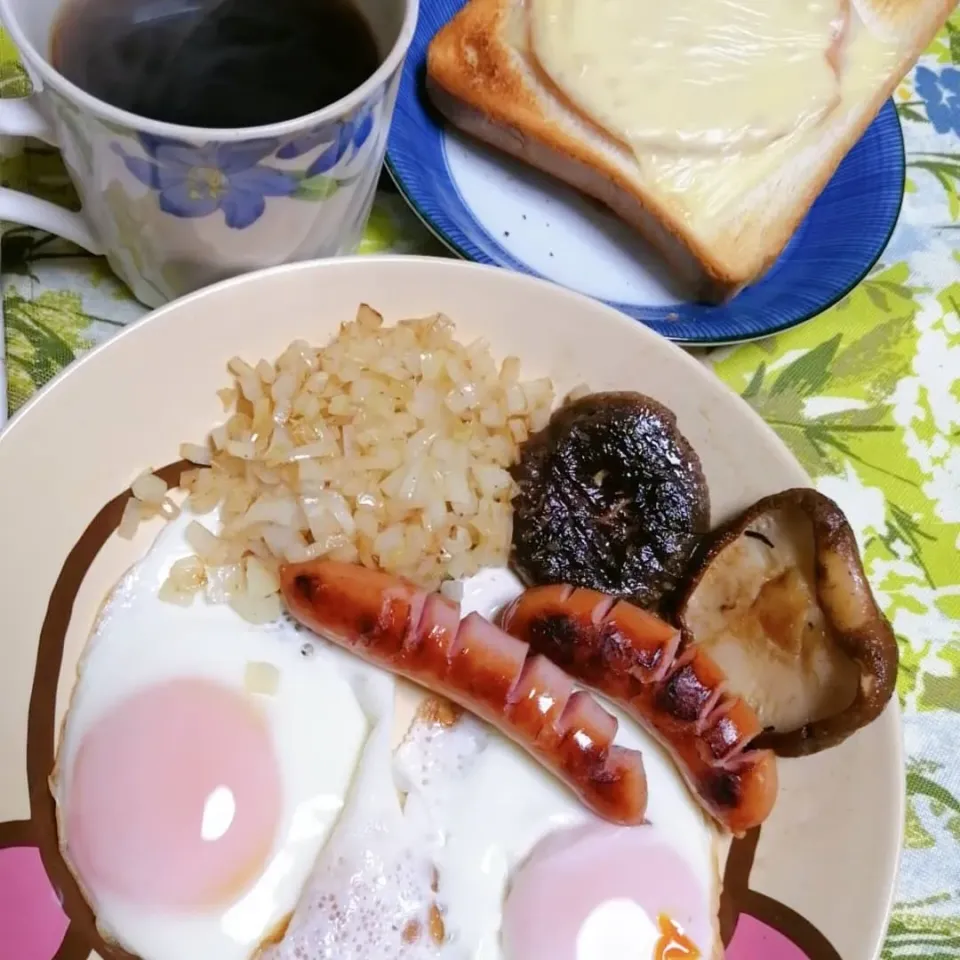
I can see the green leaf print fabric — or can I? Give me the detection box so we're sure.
[2,12,959,958]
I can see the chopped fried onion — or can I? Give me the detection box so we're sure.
[124,307,554,622]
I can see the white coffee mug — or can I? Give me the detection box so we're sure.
[0,0,418,307]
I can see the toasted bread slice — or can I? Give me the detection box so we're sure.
[426,0,954,302]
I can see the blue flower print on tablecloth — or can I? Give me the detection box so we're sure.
[915,65,960,136]
[276,103,378,175]
[112,135,299,229]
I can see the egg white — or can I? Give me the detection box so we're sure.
[52,509,391,960]
[261,672,445,960]
[396,568,723,960]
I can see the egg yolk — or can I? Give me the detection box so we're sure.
[501,822,708,960]
[65,677,282,910]
[656,914,700,959]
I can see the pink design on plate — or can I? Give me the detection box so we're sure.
[0,846,69,960]
[727,913,811,960]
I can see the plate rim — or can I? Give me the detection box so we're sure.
[0,254,906,960]
[3,255,816,437]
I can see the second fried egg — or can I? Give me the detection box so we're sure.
[259,567,722,959]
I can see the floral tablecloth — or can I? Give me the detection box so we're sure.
[1,14,960,958]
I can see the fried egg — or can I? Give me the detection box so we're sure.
[395,707,721,960]
[427,569,721,960]
[265,568,722,960]
[52,509,392,960]
[261,676,446,960]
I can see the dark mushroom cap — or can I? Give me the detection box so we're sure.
[510,392,710,609]
[677,488,898,757]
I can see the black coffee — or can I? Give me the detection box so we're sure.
[51,0,381,128]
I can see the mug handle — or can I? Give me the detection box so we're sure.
[0,97,104,254]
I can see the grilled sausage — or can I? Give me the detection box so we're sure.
[500,584,778,835]
[280,560,648,826]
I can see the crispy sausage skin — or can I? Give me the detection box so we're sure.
[500,585,778,836]
[280,560,648,826]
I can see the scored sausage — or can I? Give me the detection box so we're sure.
[499,584,778,836]
[279,560,648,826]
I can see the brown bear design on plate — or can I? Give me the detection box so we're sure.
[0,463,842,960]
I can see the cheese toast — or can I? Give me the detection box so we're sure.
[426,0,955,302]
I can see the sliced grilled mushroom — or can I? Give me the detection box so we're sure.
[510,392,710,610]
[677,488,898,757]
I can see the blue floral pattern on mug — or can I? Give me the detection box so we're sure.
[276,102,378,174]
[112,134,299,229]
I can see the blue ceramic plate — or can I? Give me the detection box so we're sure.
[386,0,906,345]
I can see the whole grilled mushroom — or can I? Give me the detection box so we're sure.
[677,488,898,757]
